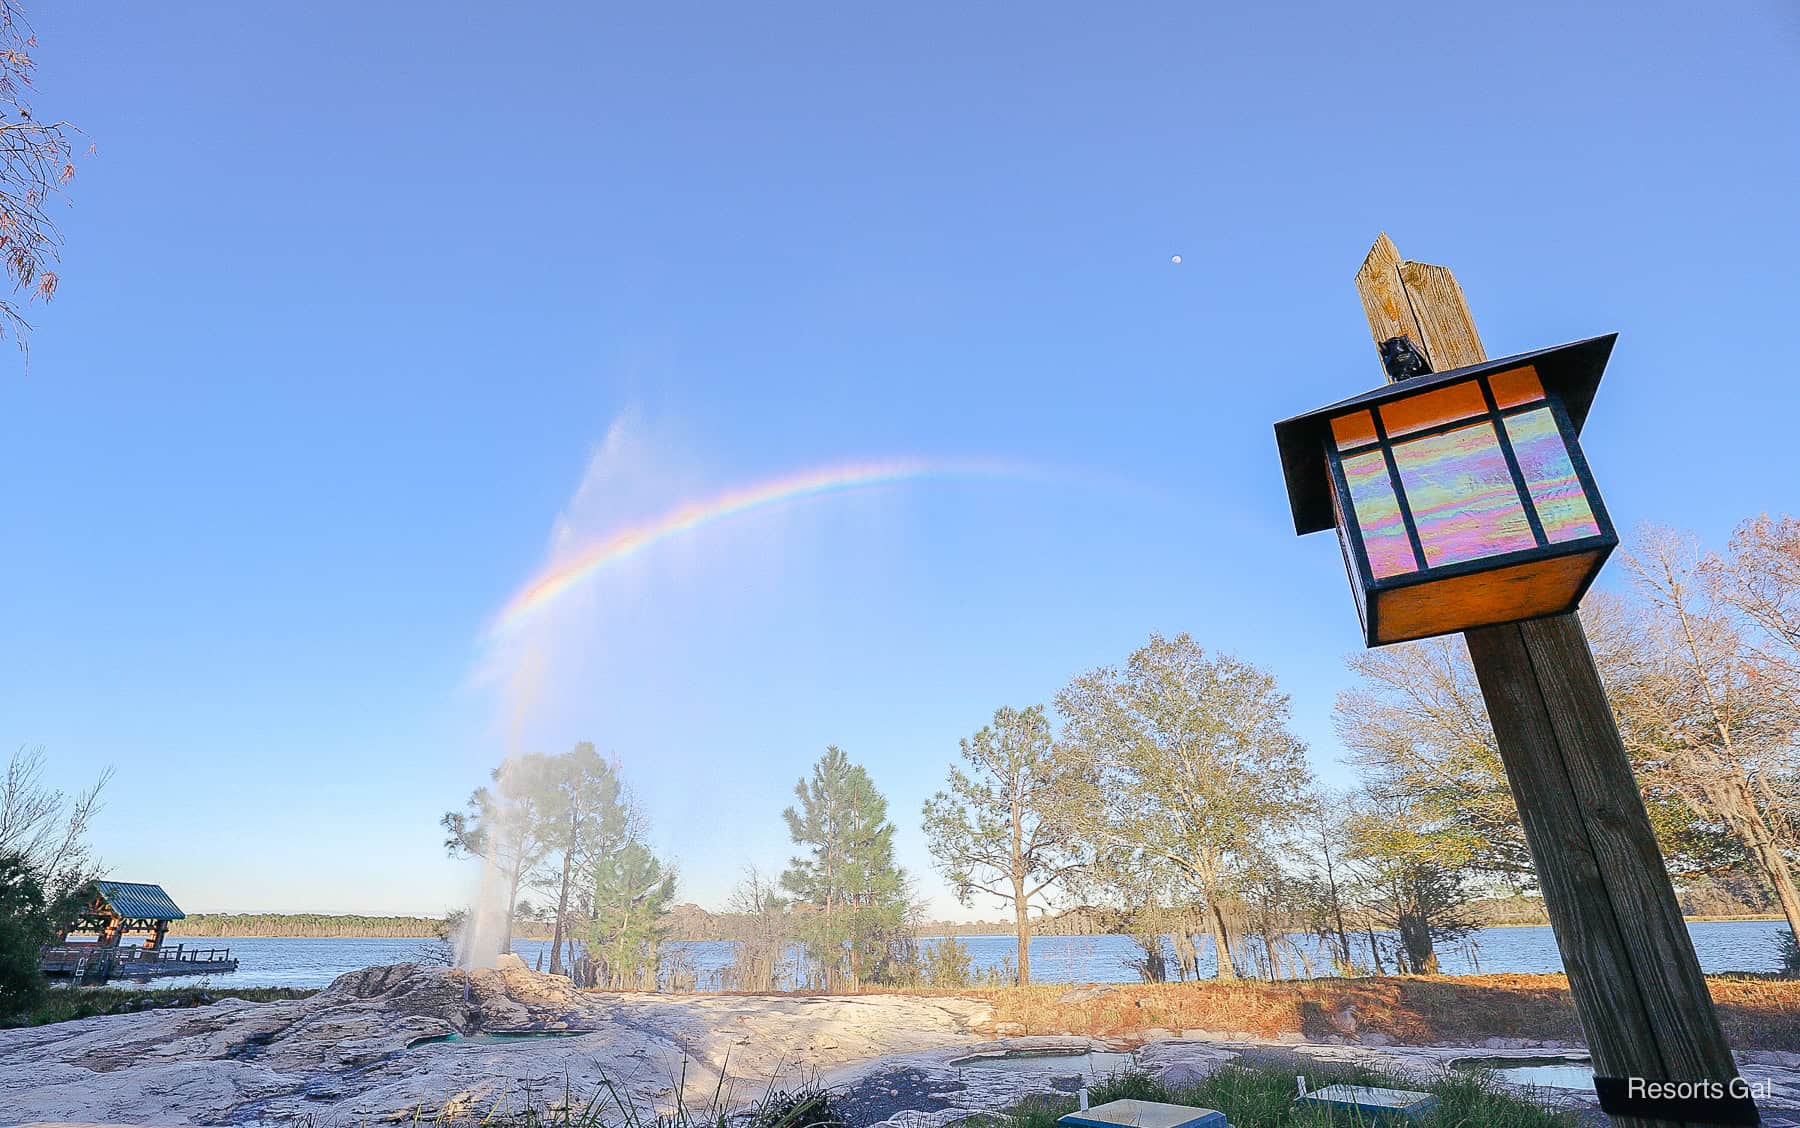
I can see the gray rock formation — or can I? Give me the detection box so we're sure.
[6,964,1798,1126]
[0,963,991,1125]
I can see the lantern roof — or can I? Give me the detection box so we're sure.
[1274,333,1617,536]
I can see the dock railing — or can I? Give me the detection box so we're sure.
[39,942,238,982]
[133,944,236,964]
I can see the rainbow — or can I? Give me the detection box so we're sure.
[490,457,1017,636]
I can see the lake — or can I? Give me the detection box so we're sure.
[143,920,1792,991]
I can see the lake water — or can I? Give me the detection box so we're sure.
[136,919,1791,991]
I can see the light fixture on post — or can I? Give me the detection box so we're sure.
[1278,233,1755,1126]
[1274,334,1618,646]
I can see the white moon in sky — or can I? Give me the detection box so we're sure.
[1170,255,1182,264]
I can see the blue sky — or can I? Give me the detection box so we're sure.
[4,2,1796,919]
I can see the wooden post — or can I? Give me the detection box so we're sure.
[1353,234,1753,1128]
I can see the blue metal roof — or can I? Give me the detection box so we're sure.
[94,881,186,921]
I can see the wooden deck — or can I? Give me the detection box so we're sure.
[40,944,239,983]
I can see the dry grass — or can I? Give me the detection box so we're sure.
[921,973,1800,1048]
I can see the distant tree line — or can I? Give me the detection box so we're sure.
[162,888,1783,945]
[169,914,453,939]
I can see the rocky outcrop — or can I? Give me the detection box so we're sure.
[1135,1039,1237,1087]
[7,965,1799,1126]
[0,963,992,1126]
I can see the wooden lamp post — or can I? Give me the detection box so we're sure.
[1274,235,1759,1128]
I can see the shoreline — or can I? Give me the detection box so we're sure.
[166,914,1788,941]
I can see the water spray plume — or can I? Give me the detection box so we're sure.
[456,641,546,970]
[487,456,1027,637]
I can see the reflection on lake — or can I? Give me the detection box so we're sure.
[130,919,1790,991]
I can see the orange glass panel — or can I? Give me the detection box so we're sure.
[1330,410,1378,449]
[1490,365,1545,409]
[1373,550,1599,644]
[1379,380,1488,438]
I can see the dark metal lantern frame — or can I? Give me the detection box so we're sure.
[1274,335,1620,646]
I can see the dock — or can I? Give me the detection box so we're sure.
[39,879,239,984]
[40,942,239,984]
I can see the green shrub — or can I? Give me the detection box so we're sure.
[0,852,52,1023]
[922,936,974,988]
[1778,929,1799,978]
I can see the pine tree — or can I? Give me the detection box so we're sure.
[588,841,675,989]
[0,853,51,1021]
[781,747,908,989]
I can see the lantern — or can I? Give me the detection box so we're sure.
[1274,335,1618,646]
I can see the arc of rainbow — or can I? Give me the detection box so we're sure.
[489,457,1017,637]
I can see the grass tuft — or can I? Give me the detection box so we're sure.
[363,1062,1575,1128]
[997,1063,1576,1128]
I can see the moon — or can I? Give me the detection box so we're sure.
[1170,254,1182,264]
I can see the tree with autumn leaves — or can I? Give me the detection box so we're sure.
[0,1,82,353]
[1339,515,1800,961]
[923,637,1316,984]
